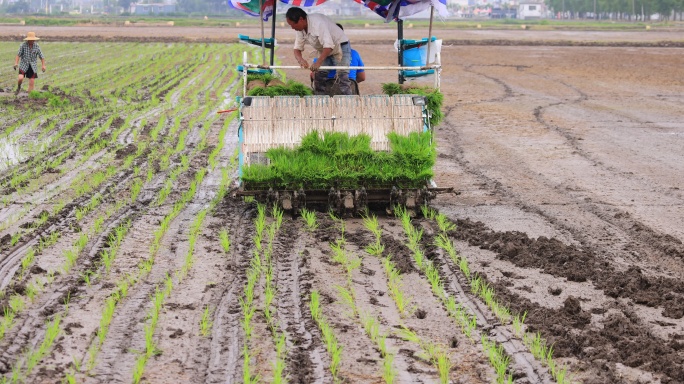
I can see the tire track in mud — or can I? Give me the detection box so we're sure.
[0,204,138,376]
[433,64,684,381]
[89,203,209,382]
[530,81,684,270]
[0,170,136,291]
[439,68,684,276]
[274,222,326,384]
[507,69,684,260]
[138,115,240,382]
[87,130,219,381]
[203,199,255,384]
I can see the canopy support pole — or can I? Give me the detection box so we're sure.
[425,5,434,65]
[270,0,277,66]
[259,0,266,65]
[397,19,404,84]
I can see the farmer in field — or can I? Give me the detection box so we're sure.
[286,7,352,96]
[311,23,365,95]
[13,31,46,96]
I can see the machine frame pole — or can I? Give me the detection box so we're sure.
[270,0,277,66]
[397,19,404,84]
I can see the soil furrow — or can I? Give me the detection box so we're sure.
[274,221,326,383]
[203,199,255,384]
[0,206,139,378]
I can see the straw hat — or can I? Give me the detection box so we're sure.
[24,32,40,41]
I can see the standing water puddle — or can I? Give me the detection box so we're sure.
[0,135,52,173]
[0,137,24,172]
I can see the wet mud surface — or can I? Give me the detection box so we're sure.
[1,27,683,383]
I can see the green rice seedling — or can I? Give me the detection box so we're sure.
[330,240,347,265]
[64,372,77,384]
[512,312,527,338]
[37,211,49,226]
[335,285,357,318]
[309,290,321,320]
[481,336,513,384]
[466,313,478,340]
[76,232,88,252]
[25,279,42,302]
[81,270,96,287]
[24,314,62,376]
[301,209,318,231]
[130,178,144,202]
[382,351,396,384]
[383,257,412,317]
[10,232,21,246]
[525,332,548,362]
[63,249,78,273]
[255,204,266,234]
[436,349,452,384]
[199,305,213,337]
[425,264,445,299]
[553,365,570,384]
[396,326,421,344]
[271,204,284,230]
[434,233,458,262]
[328,335,343,379]
[0,308,16,339]
[420,205,436,220]
[242,345,260,384]
[39,231,60,251]
[361,312,380,343]
[470,275,482,295]
[20,248,36,278]
[363,214,382,240]
[435,213,456,233]
[132,354,146,384]
[219,229,231,253]
[273,333,287,384]
[459,256,471,279]
[365,242,385,257]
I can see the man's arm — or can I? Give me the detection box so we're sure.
[14,55,19,70]
[310,48,332,71]
[294,49,308,69]
[356,71,365,83]
[41,57,46,72]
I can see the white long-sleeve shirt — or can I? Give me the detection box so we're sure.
[293,13,349,61]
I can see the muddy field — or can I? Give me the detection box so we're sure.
[0,25,683,384]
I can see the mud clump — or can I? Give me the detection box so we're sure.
[115,143,137,159]
[451,218,684,318]
[381,234,416,274]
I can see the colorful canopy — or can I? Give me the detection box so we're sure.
[228,0,448,22]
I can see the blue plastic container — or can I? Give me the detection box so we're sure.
[401,36,437,67]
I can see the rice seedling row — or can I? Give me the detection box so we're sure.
[423,209,571,383]
[0,42,242,382]
[395,206,519,383]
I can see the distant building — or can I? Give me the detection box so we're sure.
[517,0,545,19]
[130,2,176,14]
